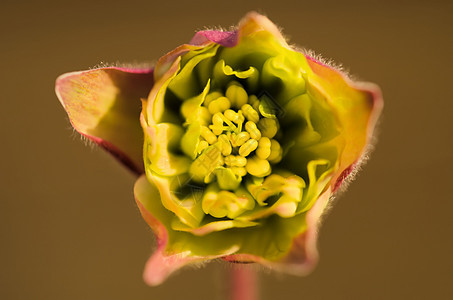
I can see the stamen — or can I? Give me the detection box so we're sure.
[245,121,261,140]
[192,85,284,186]
[232,131,250,147]
[197,140,209,154]
[226,83,248,108]
[204,172,215,184]
[230,167,247,177]
[239,139,258,157]
[248,95,260,111]
[204,91,223,106]
[218,134,232,156]
[241,104,260,123]
[268,139,282,163]
[211,113,224,135]
[246,156,271,177]
[258,118,279,138]
[200,126,217,144]
[224,155,247,167]
[256,137,271,159]
[236,110,245,132]
[208,96,231,114]
[218,112,237,131]
[224,109,240,123]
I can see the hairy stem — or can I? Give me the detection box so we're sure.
[229,265,258,300]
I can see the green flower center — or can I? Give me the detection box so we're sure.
[144,32,340,236]
[188,82,283,190]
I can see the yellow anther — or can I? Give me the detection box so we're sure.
[224,109,239,123]
[204,91,223,106]
[210,113,224,135]
[212,112,224,126]
[237,110,245,124]
[217,111,237,131]
[218,134,232,156]
[230,167,247,177]
[241,104,260,123]
[245,121,261,140]
[239,139,258,157]
[236,111,245,132]
[224,155,247,167]
[204,172,215,184]
[226,83,248,108]
[246,156,271,177]
[268,139,282,163]
[197,140,209,154]
[218,155,225,166]
[199,107,212,126]
[256,137,271,159]
[200,126,217,144]
[231,131,250,147]
[258,118,279,139]
[248,95,260,111]
[208,96,231,114]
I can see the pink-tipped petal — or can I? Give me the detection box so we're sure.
[189,11,288,49]
[222,188,330,274]
[237,12,288,47]
[305,56,384,192]
[56,67,154,174]
[190,30,238,47]
[134,175,239,286]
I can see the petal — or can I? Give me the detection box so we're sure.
[223,187,331,275]
[305,56,383,190]
[190,30,238,47]
[134,175,239,285]
[143,123,191,177]
[189,12,287,49]
[172,218,258,236]
[135,174,310,279]
[56,67,153,174]
[237,12,288,47]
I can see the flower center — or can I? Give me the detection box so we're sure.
[188,82,283,190]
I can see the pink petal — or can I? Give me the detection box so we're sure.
[56,67,154,174]
[190,30,238,47]
[189,12,287,49]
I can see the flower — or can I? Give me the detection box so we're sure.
[56,12,383,286]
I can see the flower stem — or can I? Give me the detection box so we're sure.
[229,265,258,300]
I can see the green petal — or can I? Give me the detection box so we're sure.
[260,54,307,102]
[144,123,191,176]
[180,80,211,123]
[136,174,307,260]
[305,57,383,185]
[297,159,333,213]
[172,218,258,236]
[181,123,202,159]
[146,174,205,228]
[168,44,218,99]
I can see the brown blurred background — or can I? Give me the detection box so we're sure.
[1,0,452,299]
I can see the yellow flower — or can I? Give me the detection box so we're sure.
[56,12,383,285]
